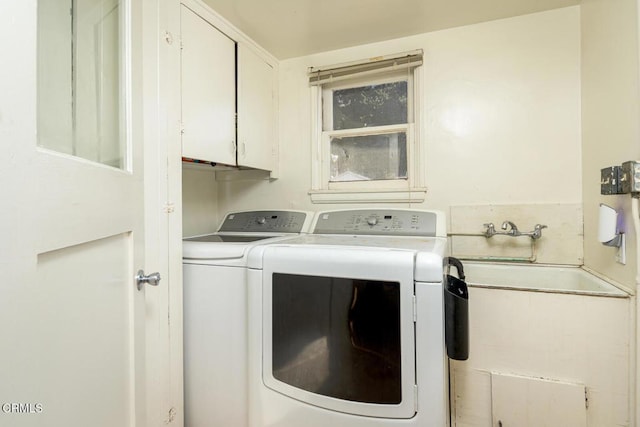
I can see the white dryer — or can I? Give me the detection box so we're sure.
[247,209,452,427]
[183,210,314,427]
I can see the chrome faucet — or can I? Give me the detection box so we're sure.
[482,221,547,239]
[501,220,520,236]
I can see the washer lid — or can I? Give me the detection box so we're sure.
[184,235,272,243]
[183,233,304,260]
[183,210,314,261]
[183,240,252,260]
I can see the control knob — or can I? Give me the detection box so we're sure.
[256,217,266,225]
[367,217,378,226]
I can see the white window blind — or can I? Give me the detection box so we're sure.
[308,50,423,86]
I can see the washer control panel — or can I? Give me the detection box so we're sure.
[313,209,438,236]
[218,210,309,233]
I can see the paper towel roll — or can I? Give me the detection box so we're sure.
[598,203,618,243]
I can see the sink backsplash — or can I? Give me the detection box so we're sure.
[449,203,583,265]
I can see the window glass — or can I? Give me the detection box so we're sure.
[271,273,402,404]
[330,133,407,182]
[331,82,407,131]
[37,0,126,170]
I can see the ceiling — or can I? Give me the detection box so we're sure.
[202,0,580,59]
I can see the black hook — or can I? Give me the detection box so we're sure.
[444,256,465,281]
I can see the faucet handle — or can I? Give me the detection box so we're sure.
[483,223,496,238]
[532,224,548,239]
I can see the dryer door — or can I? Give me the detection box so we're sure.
[262,245,417,419]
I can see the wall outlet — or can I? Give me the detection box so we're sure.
[620,161,640,195]
[600,166,622,195]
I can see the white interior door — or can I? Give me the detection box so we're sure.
[0,1,149,426]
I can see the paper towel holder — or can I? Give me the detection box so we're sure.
[598,203,623,248]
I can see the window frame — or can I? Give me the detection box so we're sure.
[310,65,426,203]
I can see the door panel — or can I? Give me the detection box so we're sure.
[0,0,146,426]
[33,234,131,425]
[35,153,139,253]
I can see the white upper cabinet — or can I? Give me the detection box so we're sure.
[237,42,276,172]
[180,4,236,166]
[179,2,277,173]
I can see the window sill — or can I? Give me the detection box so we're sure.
[308,188,427,204]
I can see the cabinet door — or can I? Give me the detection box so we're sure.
[181,5,236,165]
[491,372,587,427]
[237,42,276,171]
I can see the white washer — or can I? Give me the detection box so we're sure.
[247,209,450,427]
[183,210,314,427]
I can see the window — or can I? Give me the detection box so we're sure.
[37,0,127,170]
[309,51,426,203]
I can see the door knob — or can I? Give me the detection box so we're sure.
[136,270,161,290]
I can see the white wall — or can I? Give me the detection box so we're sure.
[182,166,219,236]
[580,1,640,425]
[581,0,640,289]
[216,7,582,243]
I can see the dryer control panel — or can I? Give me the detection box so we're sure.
[313,209,440,237]
[218,210,309,233]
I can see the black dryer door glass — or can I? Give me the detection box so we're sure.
[271,273,402,404]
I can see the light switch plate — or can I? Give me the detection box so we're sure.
[600,166,622,195]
